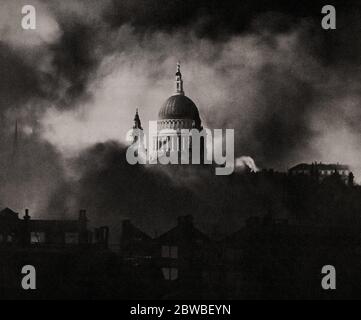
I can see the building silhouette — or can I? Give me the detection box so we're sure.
[121,215,222,299]
[119,212,361,299]
[289,162,353,184]
[0,207,108,247]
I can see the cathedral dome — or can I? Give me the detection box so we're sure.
[158,95,201,123]
[157,63,202,129]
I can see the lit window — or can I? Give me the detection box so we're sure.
[162,268,178,280]
[161,245,178,258]
[31,232,46,244]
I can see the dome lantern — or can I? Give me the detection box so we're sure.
[158,63,202,130]
[175,62,184,95]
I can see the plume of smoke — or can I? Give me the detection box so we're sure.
[235,156,259,173]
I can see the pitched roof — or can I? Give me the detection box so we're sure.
[121,220,151,241]
[0,207,19,219]
[156,222,209,243]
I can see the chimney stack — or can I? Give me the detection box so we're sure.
[22,208,31,247]
[24,208,30,220]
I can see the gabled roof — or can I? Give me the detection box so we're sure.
[156,223,209,244]
[0,207,19,219]
[121,220,151,242]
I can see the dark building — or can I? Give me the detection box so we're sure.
[119,219,163,299]
[289,162,353,184]
[220,214,361,299]
[118,211,361,299]
[120,218,153,262]
[0,207,109,247]
[0,207,115,299]
[153,215,218,298]
[120,215,220,299]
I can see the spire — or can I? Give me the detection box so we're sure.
[175,62,184,95]
[133,108,142,130]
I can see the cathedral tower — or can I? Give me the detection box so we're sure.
[156,63,205,163]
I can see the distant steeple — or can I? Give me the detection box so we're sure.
[175,62,184,95]
[133,108,143,130]
[128,108,146,156]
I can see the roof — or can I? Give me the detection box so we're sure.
[0,208,19,220]
[121,220,151,242]
[158,95,201,125]
[156,223,209,244]
[289,163,349,171]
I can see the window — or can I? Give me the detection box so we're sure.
[162,268,178,280]
[31,232,46,244]
[161,245,178,258]
[65,232,79,244]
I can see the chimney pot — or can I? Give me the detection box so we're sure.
[24,209,30,220]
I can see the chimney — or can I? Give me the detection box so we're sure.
[22,208,31,247]
[24,208,30,221]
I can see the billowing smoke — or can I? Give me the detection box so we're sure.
[1,0,361,231]
[235,156,259,173]
[60,141,278,239]
[39,3,361,176]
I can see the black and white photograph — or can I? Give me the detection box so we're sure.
[0,0,360,306]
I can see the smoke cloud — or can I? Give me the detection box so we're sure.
[1,0,361,233]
